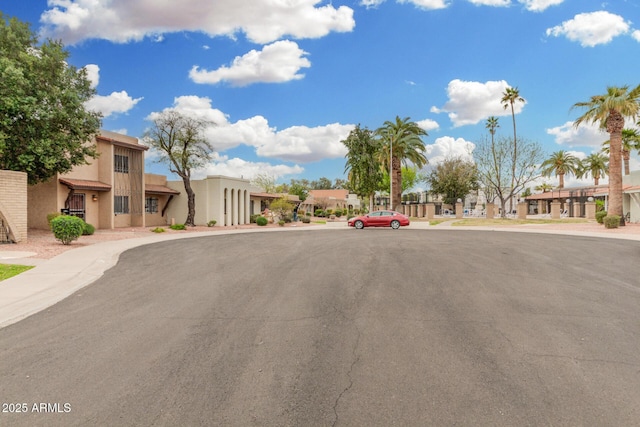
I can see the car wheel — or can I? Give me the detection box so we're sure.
[355,220,364,229]
[390,220,400,229]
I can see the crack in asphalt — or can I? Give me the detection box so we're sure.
[332,318,361,427]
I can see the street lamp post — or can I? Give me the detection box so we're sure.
[389,134,393,211]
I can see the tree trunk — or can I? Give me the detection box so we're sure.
[607,112,625,226]
[392,156,401,210]
[623,149,630,176]
[558,172,565,189]
[182,176,196,226]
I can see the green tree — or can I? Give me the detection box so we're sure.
[310,177,333,189]
[540,150,580,189]
[144,110,214,226]
[287,181,308,202]
[380,166,423,195]
[424,157,479,206]
[474,135,544,218]
[343,125,382,211]
[501,87,525,198]
[534,183,553,193]
[602,128,640,176]
[251,173,277,193]
[578,153,608,185]
[376,116,428,210]
[269,196,295,222]
[573,85,640,226]
[0,14,102,184]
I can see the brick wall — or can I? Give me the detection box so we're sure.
[0,170,28,242]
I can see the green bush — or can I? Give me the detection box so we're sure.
[47,212,61,227]
[595,210,607,224]
[250,214,260,224]
[82,222,95,235]
[151,227,165,233]
[170,224,186,230]
[301,216,311,223]
[50,215,85,245]
[283,214,292,223]
[256,216,268,226]
[603,215,621,229]
[305,212,311,217]
[334,209,343,218]
[278,220,285,226]
[207,220,217,227]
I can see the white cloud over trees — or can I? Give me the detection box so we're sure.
[146,96,354,163]
[431,79,525,127]
[546,11,631,47]
[189,41,311,87]
[39,0,355,45]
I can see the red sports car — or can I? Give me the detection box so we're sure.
[348,210,410,229]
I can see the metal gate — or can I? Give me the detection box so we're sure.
[68,193,86,220]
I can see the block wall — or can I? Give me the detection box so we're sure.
[0,170,28,242]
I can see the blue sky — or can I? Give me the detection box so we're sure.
[2,0,640,189]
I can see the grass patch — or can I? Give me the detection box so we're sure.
[452,218,589,226]
[428,220,447,226]
[0,264,35,281]
[312,220,327,224]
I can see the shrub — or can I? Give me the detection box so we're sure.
[82,222,95,235]
[298,209,306,216]
[305,212,311,217]
[603,215,621,229]
[170,224,186,230]
[283,214,292,223]
[207,220,217,227]
[326,209,333,215]
[47,212,61,227]
[151,227,165,233]
[334,209,343,218]
[250,214,260,223]
[595,210,607,224]
[256,216,268,226]
[314,208,323,217]
[278,220,285,226]
[50,215,85,245]
[301,216,311,223]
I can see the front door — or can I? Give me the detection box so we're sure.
[68,193,86,220]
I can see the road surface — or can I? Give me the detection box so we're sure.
[1,229,639,426]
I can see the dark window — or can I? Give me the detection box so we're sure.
[114,195,129,214]
[145,197,158,214]
[114,154,129,173]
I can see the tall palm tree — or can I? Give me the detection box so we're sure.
[375,116,428,210]
[578,153,608,185]
[501,87,525,206]
[602,128,640,175]
[573,85,640,226]
[540,150,580,189]
[485,116,499,143]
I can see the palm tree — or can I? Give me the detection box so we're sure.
[535,183,553,193]
[602,128,640,175]
[540,150,580,189]
[578,153,608,185]
[573,85,640,226]
[375,116,428,210]
[485,116,499,143]
[343,125,382,212]
[501,87,525,208]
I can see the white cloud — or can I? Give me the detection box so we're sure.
[467,0,510,7]
[40,0,355,45]
[399,0,450,9]
[546,121,607,147]
[431,79,525,127]
[633,30,640,43]
[518,0,564,12]
[360,0,385,7]
[82,64,142,117]
[193,153,304,181]
[425,136,476,165]
[189,41,311,87]
[416,119,440,132]
[83,64,99,88]
[147,96,354,162]
[546,11,630,47]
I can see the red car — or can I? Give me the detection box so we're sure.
[348,210,410,229]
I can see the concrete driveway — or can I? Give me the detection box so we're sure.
[1,229,639,426]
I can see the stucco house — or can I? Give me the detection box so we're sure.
[28,130,179,229]
[593,170,640,223]
[299,189,360,215]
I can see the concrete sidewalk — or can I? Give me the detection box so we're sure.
[1,222,639,329]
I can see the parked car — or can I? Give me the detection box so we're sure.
[348,210,410,229]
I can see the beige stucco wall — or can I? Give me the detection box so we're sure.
[0,170,28,242]
[165,176,252,226]
[145,173,176,227]
[27,177,58,229]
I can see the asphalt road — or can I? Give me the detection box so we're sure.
[1,229,639,426]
